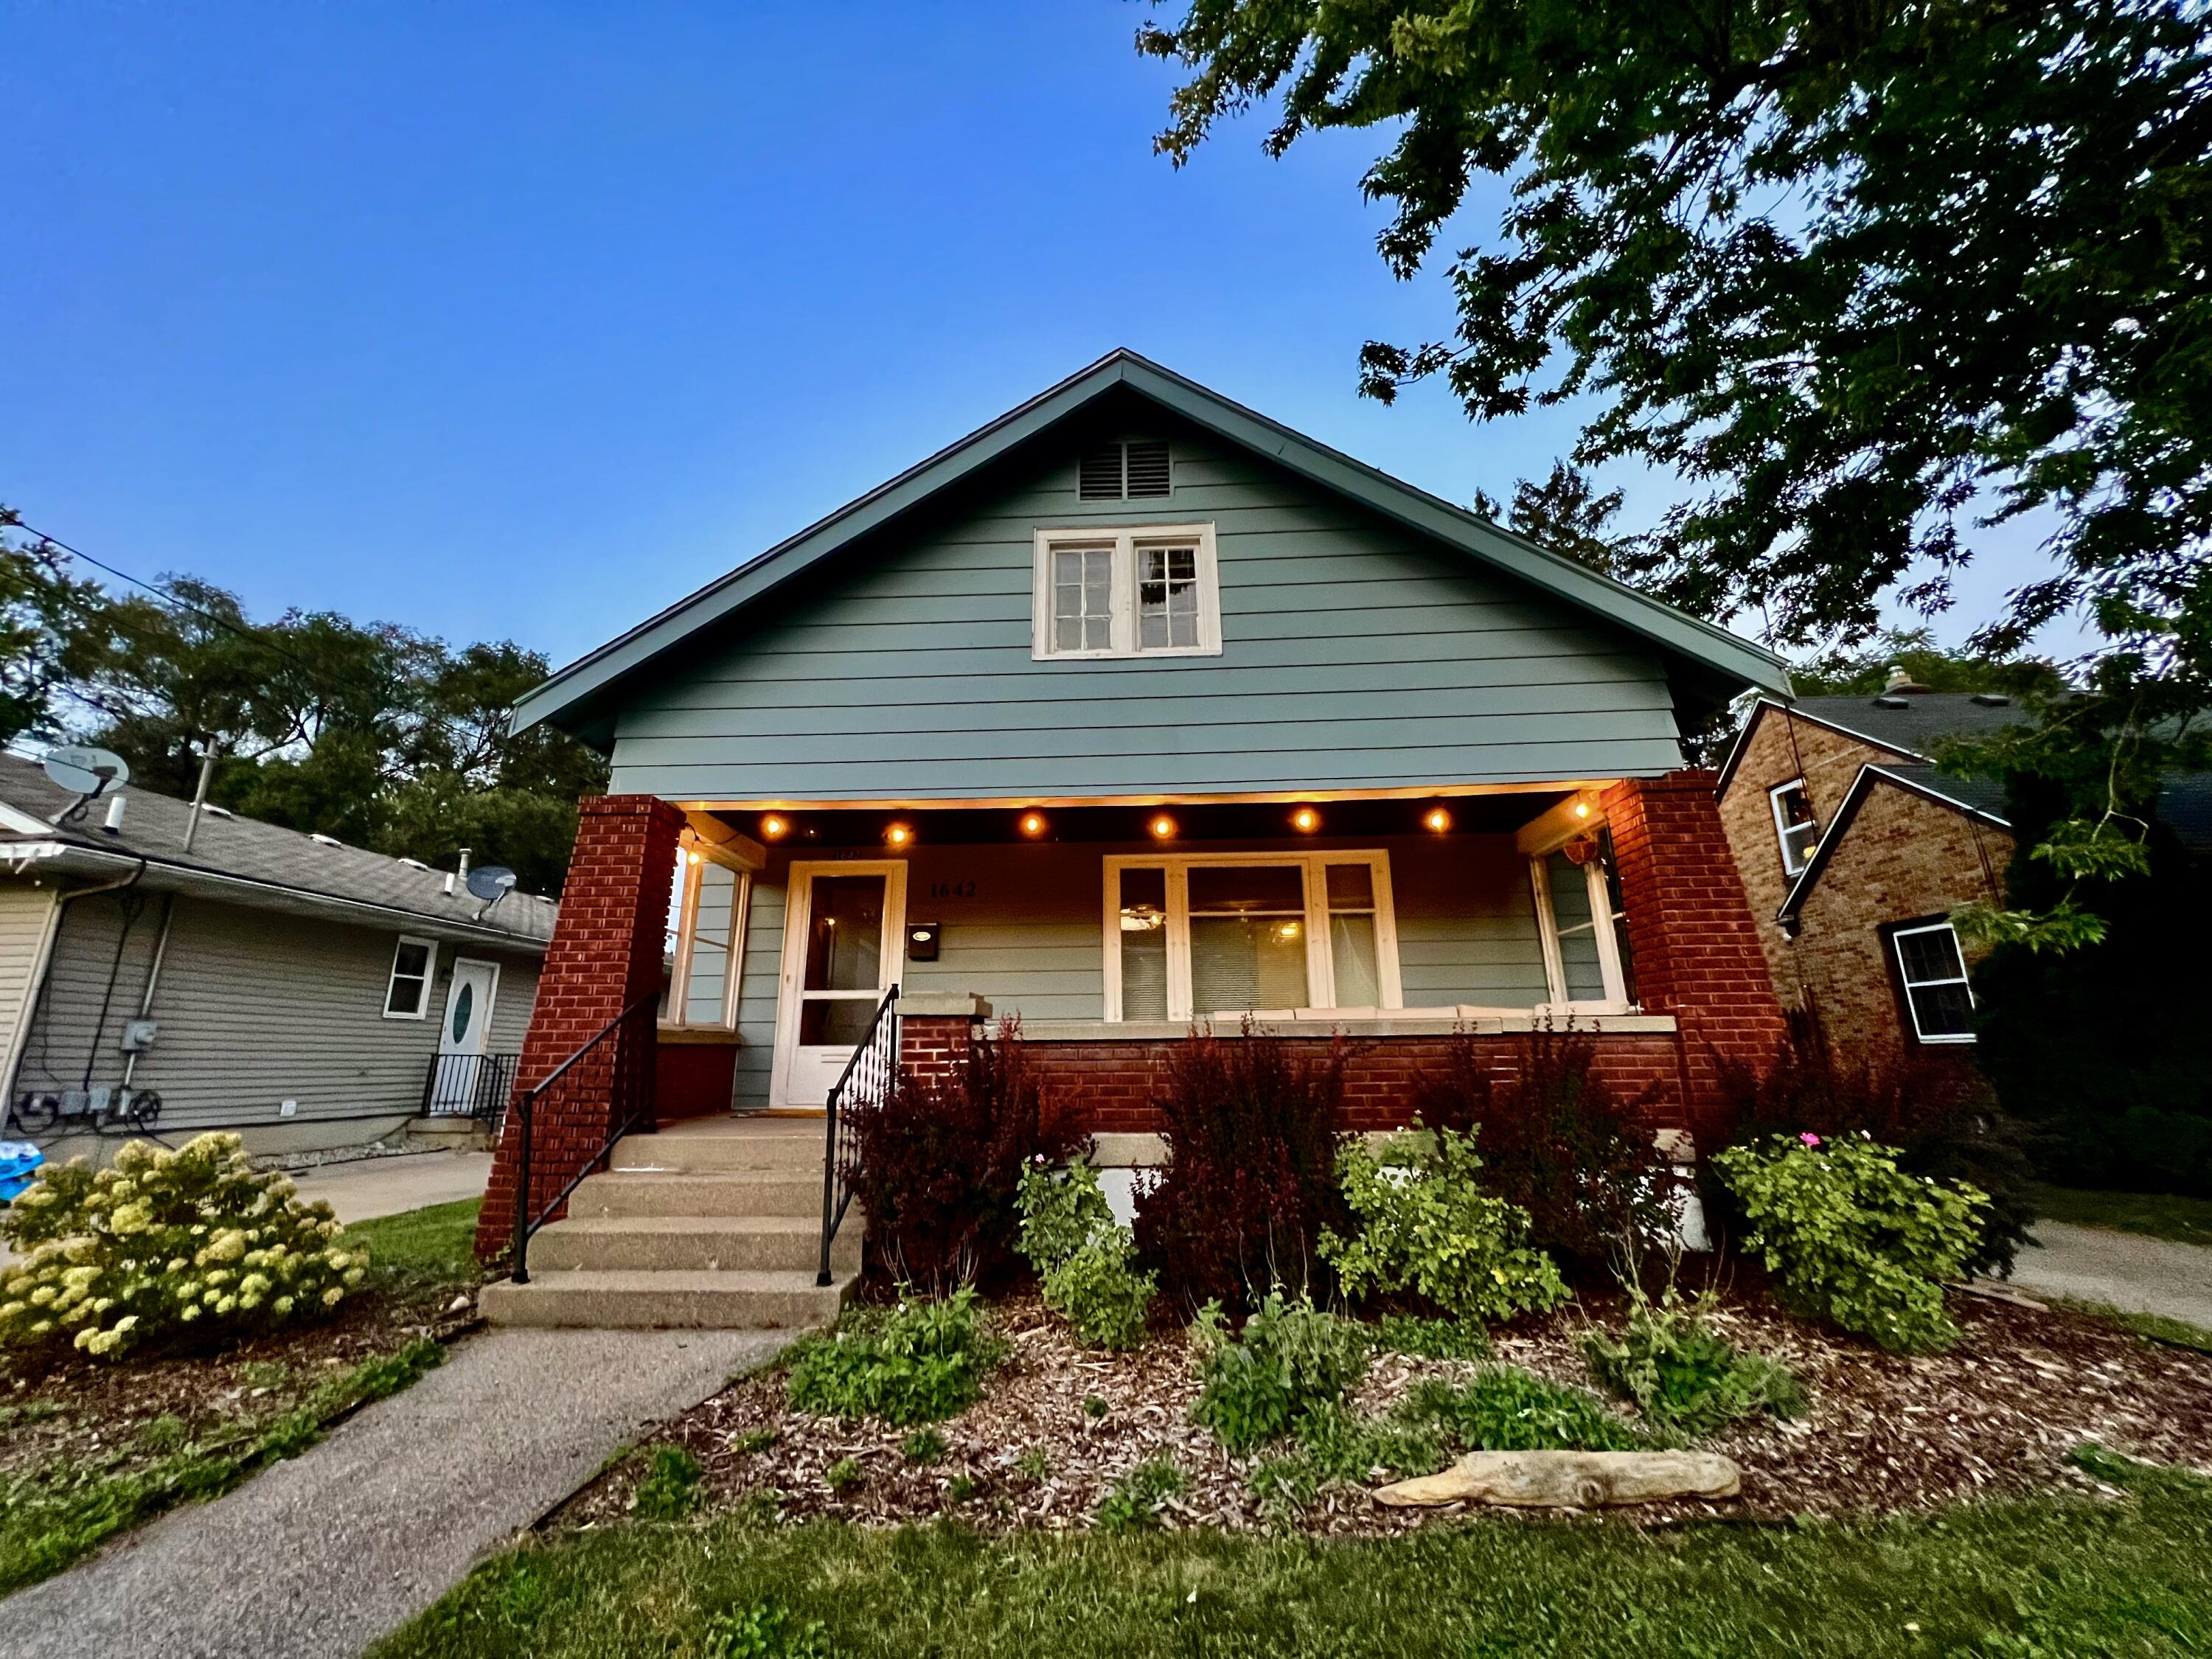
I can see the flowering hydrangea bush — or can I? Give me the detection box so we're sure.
[0,1133,365,1360]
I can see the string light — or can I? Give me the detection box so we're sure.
[1019,812,1048,837]
[1573,801,1592,819]
[1423,807,1452,833]
[759,815,789,841]
[1149,814,1177,840]
[1290,807,1320,832]
[884,822,914,847]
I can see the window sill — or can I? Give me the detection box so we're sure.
[1019,1010,1678,1042]
[656,1025,743,1046]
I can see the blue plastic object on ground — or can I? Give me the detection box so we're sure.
[0,1139,45,1203]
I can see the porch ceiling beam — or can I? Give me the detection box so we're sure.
[667,779,1627,815]
[1514,790,1610,856]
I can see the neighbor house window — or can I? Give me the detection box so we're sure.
[1891,920,1976,1043]
[1528,833,1637,1012]
[1033,525,1222,661]
[384,936,436,1019]
[1770,779,1820,876]
[1102,851,1400,1021]
[661,848,750,1029]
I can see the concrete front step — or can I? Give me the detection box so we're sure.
[479,1268,854,1330]
[612,1125,825,1175]
[572,1169,824,1220]
[527,1214,861,1274]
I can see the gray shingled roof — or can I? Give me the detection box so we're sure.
[0,752,554,947]
[1879,763,2012,822]
[1786,692,2033,757]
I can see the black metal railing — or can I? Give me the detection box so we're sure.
[818,984,897,1286]
[419,1051,521,1121]
[507,993,658,1285]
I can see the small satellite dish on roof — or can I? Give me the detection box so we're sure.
[43,745,130,825]
[466,863,518,918]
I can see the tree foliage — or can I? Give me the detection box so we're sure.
[1141,0,2212,938]
[1471,460,1635,579]
[0,535,605,892]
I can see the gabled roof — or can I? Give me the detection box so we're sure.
[0,753,555,950]
[1714,692,2031,796]
[515,349,1791,744]
[1775,763,2012,924]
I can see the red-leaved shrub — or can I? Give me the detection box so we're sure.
[1132,1025,1347,1314]
[1411,1023,1672,1268]
[846,1020,1082,1295]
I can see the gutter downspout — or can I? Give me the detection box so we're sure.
[121,892,178,1089]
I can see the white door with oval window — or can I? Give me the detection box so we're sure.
[429,958,501,1116]
[771,861,906,1107]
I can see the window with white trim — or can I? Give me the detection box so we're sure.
[1770,779,1820,876]
[383,936,436,1019]
[1104,851,1400,1021]
[1890,920,1976,1043]
[1033,525,1222,661]
[1528,832,1638,1012]
[660,846,751,1029]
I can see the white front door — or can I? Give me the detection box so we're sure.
[771,861,906,1107]
[428,958,501,1116]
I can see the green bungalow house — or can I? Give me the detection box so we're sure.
[475,351,1792,1329]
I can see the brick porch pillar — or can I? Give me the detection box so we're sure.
[1601,771,1788,1147]
[475,793,684,1261]
[897,995,992,1088]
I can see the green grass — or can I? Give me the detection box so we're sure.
[0,1338,444,1594]
[349,1196,487,1286]
[2034,1186,2212,1248]
[371,1452,2212,1658]
[2052,1298,2212,1357]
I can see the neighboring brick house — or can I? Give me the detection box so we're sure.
[1714,678,2022,1061]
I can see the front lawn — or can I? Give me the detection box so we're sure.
[0,1195,484,1592]
[375,1451,2212,1658]
[2033,1185,2212,1248]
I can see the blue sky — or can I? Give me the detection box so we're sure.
[3,2,2055,671]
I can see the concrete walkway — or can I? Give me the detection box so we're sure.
[291,1150,493,1224]
[2010,1220,2212,1329]
[4,1326,785,1659]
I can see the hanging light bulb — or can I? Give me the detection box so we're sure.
[1290,807,1320,833]
[759,814,790,841]
[1149,814,1177,840]
[1424,807,1453,833]
[1019,812,1048,838]
[883,822,914,848]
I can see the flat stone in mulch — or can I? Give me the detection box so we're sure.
[553,1291,2212,1535]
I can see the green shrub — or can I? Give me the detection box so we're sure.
[786,1288,1006,1427]
[1248,1400,1446,1514]
[1714,1133,1989,1354]
[1320,1128,1569,1324]
[1093,1457,1186,1533]
[1189,1293,1371,1452]
[1371,1313,1490,1360]
[702,1599,830,1658]
[1583,1289,1804,1439]
[632,1445,703,1520]
[1399,1368,1646,1452]
[1014,1161,1157,1349]
[0,1133,363,1360]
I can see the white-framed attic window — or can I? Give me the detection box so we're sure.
[383,935,437,1019]
[1032,525,1222,661]
[1770,779,1820,876]
[1102,849,1402,1022]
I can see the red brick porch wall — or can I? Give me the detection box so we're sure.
[475,793,684,1260]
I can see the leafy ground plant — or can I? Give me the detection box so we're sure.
[786,1287,1006,1427]
[1371,1313,1489,1360]
[1189,1293,1370,1452]
[1585,1295,1804,1440]
[1013,1161,1156,1349]
[1714,1133,1988,1354]
[700,1598,830,1659]
[1321,1126,1568,1323]
[632,1445,703,1521]
[1399,1368,1646,1455]
[1093,1457,1187,1534]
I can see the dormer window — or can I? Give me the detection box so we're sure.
[1032,525,1222,660]
[1079,439,1172,501]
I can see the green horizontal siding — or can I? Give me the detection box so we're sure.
[608,430,1683,803]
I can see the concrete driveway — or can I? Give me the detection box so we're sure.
[288,1149,491,1223]
[2010,1220,2212,1329]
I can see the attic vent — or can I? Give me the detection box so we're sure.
[1873,695,1910,709]
[309,832,347,849]
[1970,692,2012,706]
[197,804,234,819]
[397,857,431,871]
[1078,439,1172,501]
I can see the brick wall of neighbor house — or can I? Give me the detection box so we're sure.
[1602,771,1790,1130]
[477,793,684,1260]
[1717,708,1902,988]
[1782,779,2013,1060]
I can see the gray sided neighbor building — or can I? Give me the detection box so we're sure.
[0,753,554,1161]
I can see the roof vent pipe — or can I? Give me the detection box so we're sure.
[103,795,127,834]
[1881,664,1932,695]
[456,847,471,883]
[442,872,456,897]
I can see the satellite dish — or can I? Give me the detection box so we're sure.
[43,746,130,825]
[466,864,517,902]
[44,746,129,797]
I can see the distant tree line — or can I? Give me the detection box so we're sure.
[0,508,605,895]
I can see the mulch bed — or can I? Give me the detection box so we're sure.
[0,1278,476,1482]
[554,1290,2212,1536]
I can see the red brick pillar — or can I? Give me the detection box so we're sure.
[476,794,684,1261]
[1601,771,1787,1147]
[896,995,992,1089]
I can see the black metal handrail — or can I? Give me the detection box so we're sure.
[818,984,897,1286]
[508,993,659,1285]
[420,1051,521,1121]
